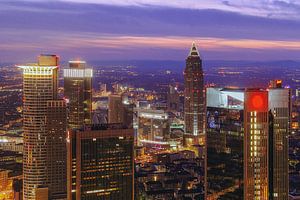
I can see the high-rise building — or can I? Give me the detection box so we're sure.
[108,94,133,127]
[269,79,282,89]
[35,188,49,200]
[243,85,291,200]
[268,84,291,200]
[136,108,169,148]
[244,89,269,200]
[108,94,124,124]
[46,100,67,199]
[206,88,244,200]
[67,124,134,200]
[19,55,59,200]
[167,85,180,112]
[64,61,92,129]
[184,42,206,145]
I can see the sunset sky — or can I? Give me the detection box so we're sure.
[1,0,300,62]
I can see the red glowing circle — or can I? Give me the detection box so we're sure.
[252,95,264,109]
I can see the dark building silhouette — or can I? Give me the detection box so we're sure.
[46,100,67,199]
[67,124,134,200]
[108,94,133,128]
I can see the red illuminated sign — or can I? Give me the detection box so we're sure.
[246,91,268,112]
[252,95,264,109]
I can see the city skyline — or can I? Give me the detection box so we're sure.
[1,0,300,62]
[0,44,298,200]
[0,2,299,199]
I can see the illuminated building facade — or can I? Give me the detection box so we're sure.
[35,188,49,200]
[244,85,290,200]
[0,169,9,191]
[136,109,169,147]
[46,100,67,199]
[184,42,206,144]
[19,55,59,200]
[244,89,269,200]
[268,85,290,200]
[64,61,92,129]
[67,124,134,200]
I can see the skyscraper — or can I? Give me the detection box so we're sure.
[184,42,206,145]
[167,85,180,112]
[67,124,134,200]
[19,55,59,200]
[243,85,290,200]
[108,94,124,124]
[46,100,67,199]
[244,89,269,200]
[64,61,92,129]
[108,94,133,127]
[268,84,290,200]
[206,88,244,199]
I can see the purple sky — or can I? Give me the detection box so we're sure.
[0,0,300,62]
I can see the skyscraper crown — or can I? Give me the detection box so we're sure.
[188,42,200,57]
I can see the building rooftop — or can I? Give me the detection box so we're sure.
[188,42,200,57]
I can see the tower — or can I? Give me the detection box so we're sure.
[184,42,206,145]
[63,61,92,129]
[268,83,290,200]
[244,85,290,200]
[244,89,269,200]
[46,100,67,199]
[19,55,60,200]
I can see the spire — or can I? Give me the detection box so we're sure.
[188,41,200,57]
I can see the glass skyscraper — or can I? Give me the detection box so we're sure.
[67,124,134,200]
[64,61,92,129]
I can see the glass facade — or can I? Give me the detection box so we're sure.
[206,88,244,200]
[64,61,92,129]
[67,125,134,200]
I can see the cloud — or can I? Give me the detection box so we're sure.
[16,0,299,20]
[1,30,300,51]
[0,1,299,61]
[1,2,300,41]
[1,30,300,62]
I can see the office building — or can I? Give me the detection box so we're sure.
[19,55,59,200]
[268,84,291,200]
[13,179,23,200]
[244,89,269,200]
[243,83,291,200]
[108,94,133,127]
[64,61,92,129]
[46,100,67,199]
[167,85,180,112]
[206,88,244,200]
[67,124,134,200]
[184,42,206,145]
[136,108,169,148]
